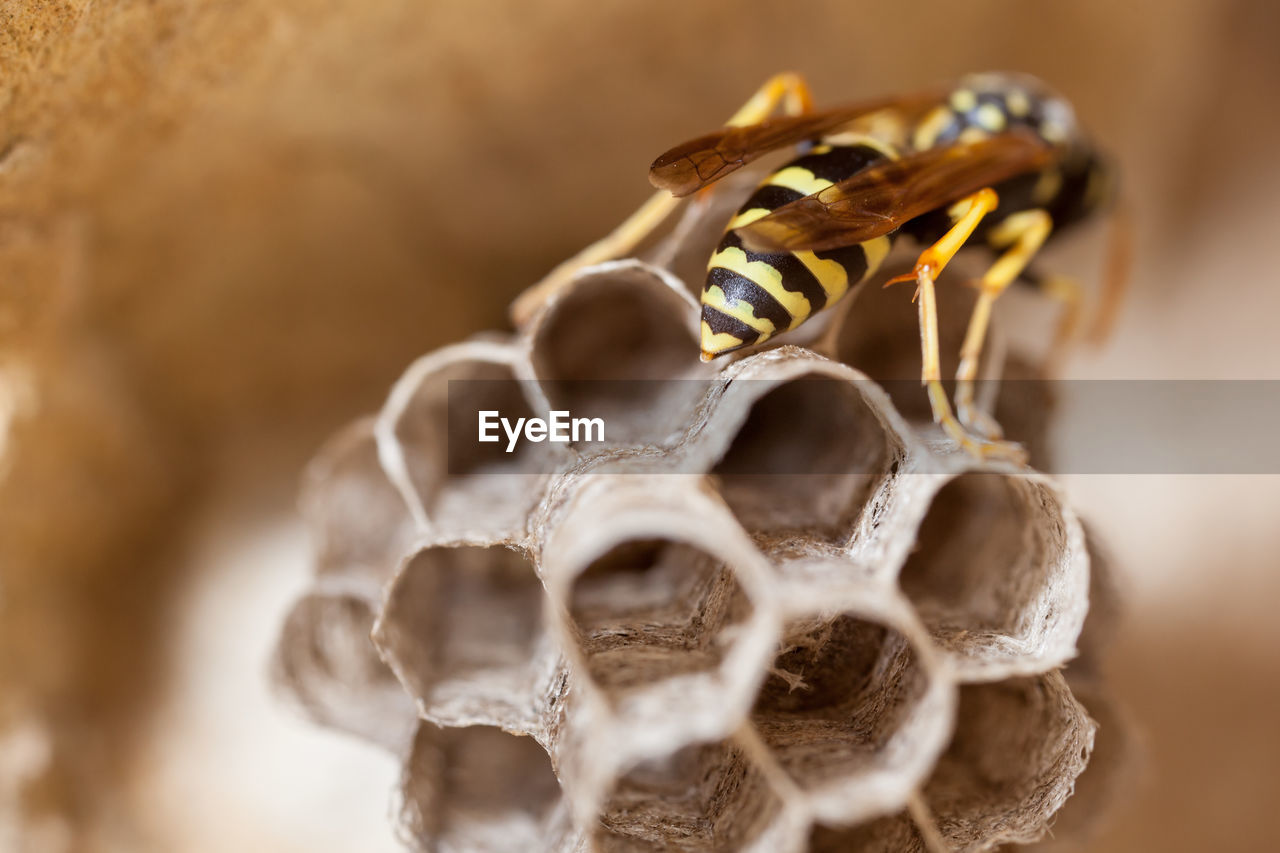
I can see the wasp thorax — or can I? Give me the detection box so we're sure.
[913,72,1080,152]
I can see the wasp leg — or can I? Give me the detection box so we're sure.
[896,189,1027,462]
[917,268,1026,462]
[1030,270,1083,376]
[508,189,682,326]
[510,73,814,327]
[954,209,1053,438]
[883,188,1000,291]
[1087,197,1133,344]
[722,71,814,128]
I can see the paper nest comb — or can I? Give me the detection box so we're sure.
[274,174,1127,852]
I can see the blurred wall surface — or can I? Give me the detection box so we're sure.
[2,0,1279,850]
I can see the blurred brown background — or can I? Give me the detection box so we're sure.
[1,0,1278,850]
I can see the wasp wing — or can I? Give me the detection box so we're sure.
[733,132,1056,253]
[648,90,943,197]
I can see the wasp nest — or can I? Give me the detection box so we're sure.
[275,178,1125,851]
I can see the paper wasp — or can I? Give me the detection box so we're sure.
[513,72,1125,461]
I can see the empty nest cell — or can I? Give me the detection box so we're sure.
[594,739,788,853]
[1031,682,1130,849]
[541,473,779,762]
[374,543,552,733]
[528,262,711,446]
[379,342,552,539]
[300,417,414,583]
[750,611,937,820]
[566,538,753,700]
[898,472,1083,677]
[708,374,894,541]
[400,723,570,853]
[918,673,1095,851]
[273,591,416,751]
[802,673,1094,853]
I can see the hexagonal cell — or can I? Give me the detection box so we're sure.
[916,673,1095,851]
[273,591,417,751]
[399,723,572,852]
[567,538,754,697]
[542,473,779,755]
[373,543,557,734]
[300,417,415,584]
[898,471,1087,679]
[705,370,897,542]
[827,267,1001,426]
[527,261,714,447]
[593,738,795,853]
[378,341,555,541]
[750,600,949,824]
[1027,682,1131,850]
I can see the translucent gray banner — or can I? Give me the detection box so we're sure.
[444,379,1280,474]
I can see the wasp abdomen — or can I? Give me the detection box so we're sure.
[700,141,895,358]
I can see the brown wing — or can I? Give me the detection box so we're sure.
[733,132,1056,253]
[648,90,943,197]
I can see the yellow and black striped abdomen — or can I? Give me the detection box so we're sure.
[700,141,895,359]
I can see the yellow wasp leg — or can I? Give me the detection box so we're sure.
[722,71,814,128]
[1036,272,1083,374]
[884,187,999,292]
[510,191,681,326]
[895,188,1027,462]
[510,73,814,328]
[954,209,1052,438]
